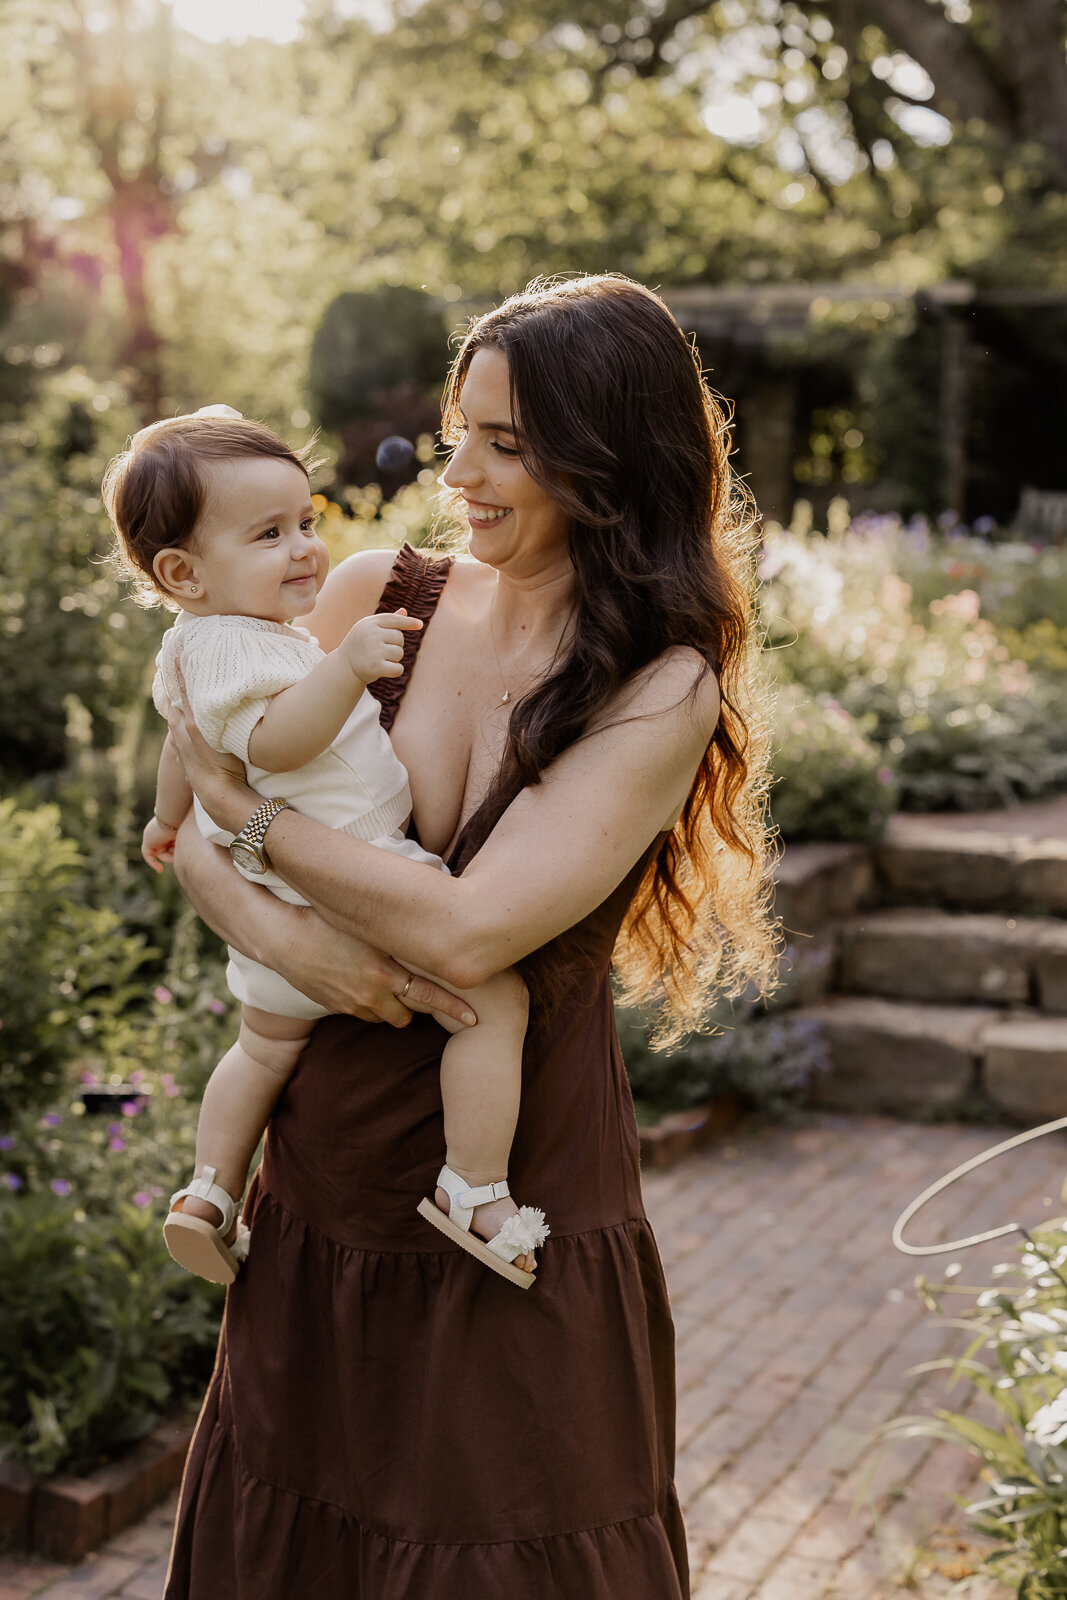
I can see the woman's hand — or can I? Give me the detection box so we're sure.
[276,908,477,1028]
[166,664,257,835]
[172,823,476,1029]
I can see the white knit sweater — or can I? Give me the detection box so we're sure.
[153,613,412,888]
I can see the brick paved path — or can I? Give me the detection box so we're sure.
[5,1112,1065,1599]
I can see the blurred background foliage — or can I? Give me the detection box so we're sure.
[2,0,1067,1477]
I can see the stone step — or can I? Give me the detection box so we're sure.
[798,996,996,1116]
[877,828,1067,915]
[837,907,1067,1012]
[799,996,1067,1122]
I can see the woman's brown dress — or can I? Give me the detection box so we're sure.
[164,547,689,1600]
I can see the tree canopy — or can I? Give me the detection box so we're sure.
[2,0,1064,418]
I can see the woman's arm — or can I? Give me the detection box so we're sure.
[172,818,477,1027]
[172,650,721,990]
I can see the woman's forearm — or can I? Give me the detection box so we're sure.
[172,815,302,968]
[258,810,496,987]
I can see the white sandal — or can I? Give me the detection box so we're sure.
[417,1165,549,1290]
[163,1165,251,1285]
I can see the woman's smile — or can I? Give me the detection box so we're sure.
[464,499,512,526]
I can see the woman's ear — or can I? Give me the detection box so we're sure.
[153,547,203,603]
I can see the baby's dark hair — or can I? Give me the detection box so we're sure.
[103,414,323,609]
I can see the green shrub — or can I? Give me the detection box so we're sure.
[884,1224,1067,1597]
[770,685,899,841]
[0,1160,220,1475]
[0,371,164,777]
[762,517,1067,820]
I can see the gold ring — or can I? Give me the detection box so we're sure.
[397,973,413,1001]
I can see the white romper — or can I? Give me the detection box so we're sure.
[153,612,446,1020]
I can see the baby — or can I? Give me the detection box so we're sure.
[103,407,547,1289]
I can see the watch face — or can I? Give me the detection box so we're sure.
[230,841,267,876]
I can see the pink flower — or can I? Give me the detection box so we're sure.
[79,1070,100,1086]
[109,1136,127,1153]
[129,1069,145,1084]
[120,1100,142,1116]
[877,766,895,785]
[207,998,227,1016]
[50,1178,72,1196]
[161,1073,180,1099]
[154,985,173,1005]
[133,1191,152,1208]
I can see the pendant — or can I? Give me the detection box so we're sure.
[501,689,510,704]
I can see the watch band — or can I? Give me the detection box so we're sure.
[238,797,291,856]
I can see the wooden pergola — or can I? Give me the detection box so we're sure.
[665,282,1067,525]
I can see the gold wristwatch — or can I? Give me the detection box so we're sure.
[228,798,292,876]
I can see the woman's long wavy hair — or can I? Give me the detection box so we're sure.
[441,274,779,1046]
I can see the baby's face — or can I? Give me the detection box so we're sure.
[188,457,328,623]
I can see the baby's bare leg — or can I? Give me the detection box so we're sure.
[179,1005,312,1234]
[413,966,535,1268]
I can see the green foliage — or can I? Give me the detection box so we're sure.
[309,288,450,429]
[763,514,1067,826]
[0,1116,221,1476]
[0,788,234,1120]
[0,371,163,774]
[884,1226,1067,1597]
[770,684,899,842]
[618,1003,829,1121]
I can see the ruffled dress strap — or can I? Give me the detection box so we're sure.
[368,542,453,732]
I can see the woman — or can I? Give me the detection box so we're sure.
[163,274,777,1600]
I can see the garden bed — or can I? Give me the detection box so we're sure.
[637,1093,743,1170]
[0,1414,194,1562]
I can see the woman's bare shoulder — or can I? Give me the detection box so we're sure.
[613,645,721,737]
[305,547,402,650]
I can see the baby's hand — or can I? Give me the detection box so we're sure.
[142,816,179,874]
[341,609,423,684]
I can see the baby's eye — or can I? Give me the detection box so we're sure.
[300,516,320,532]
[258,527,281,541]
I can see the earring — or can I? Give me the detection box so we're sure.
[189,584,199,594]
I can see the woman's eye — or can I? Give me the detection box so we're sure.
[490,440,519,457]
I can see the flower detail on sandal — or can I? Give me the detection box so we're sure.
[417,1166,550,1289]
[489,1208,549,1261]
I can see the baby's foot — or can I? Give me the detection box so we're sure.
[435,1185,536,1275]
[171,1192,239,1247]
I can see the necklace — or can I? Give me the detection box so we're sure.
[489,587,575,707]
[488,591,513,704]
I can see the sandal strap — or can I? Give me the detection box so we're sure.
[169,1165,238,1235]
[434,1165,510,1233]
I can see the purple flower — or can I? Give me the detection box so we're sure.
[877,766,895,785]
[120,1100,142,1117]
[108,1121,122,1135]
[3,1172,23,1190]
[129,1069,145,1084]
[161,1073,180,1099]
[151,1185,164,1198]
[133,1190,152,1208]
[0,1136,15,1151]
[79,1069,99,1086]
[42,1112,62,1128]
[109,1136,127,1153]
[207,998,227,1016]
[153,985,173,1005]
[50,1178,72,1196]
